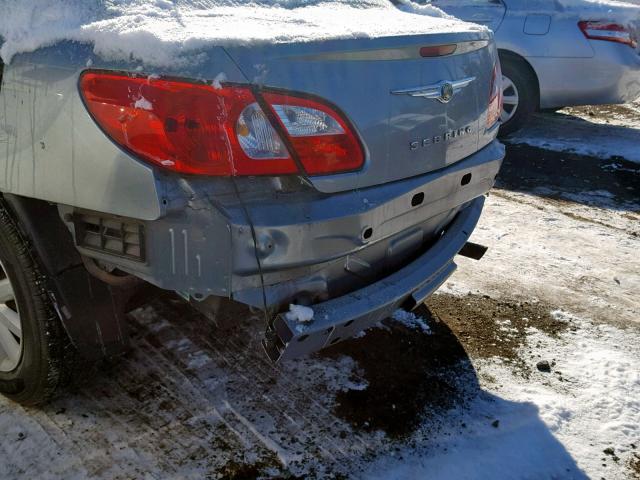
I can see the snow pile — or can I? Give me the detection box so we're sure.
[0,0,484,66]
[558,0,640,11]
[365,309,640,479]
[557,0,640,25]
[494,0,640,25]
[391,309,432,333]
[285,303,314,323]
[496,313,640,477]
[506,108,640,165]
[559,0,640,7]
[133,96,153,111]
[444,189,639,324]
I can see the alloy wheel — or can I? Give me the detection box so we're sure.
[501,75,519,124]
[0,260,22,372]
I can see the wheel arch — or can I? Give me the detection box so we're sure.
[0,193,130,359]
[498,49,541,110]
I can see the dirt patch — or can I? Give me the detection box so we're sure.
[426,292,569,375]
[497,143,640,209]
[562,103,639,124]
[630,452,640,479]
[214,455,289,480]
[323,303,476,440]
[323,307,477,439]
[216,461,265,479]
[324,293,568,439]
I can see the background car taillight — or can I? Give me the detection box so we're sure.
[79,71,364,177]
[487,62,502,129]
[578,21,638,48]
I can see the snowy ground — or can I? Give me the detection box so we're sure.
[507,100,640,164]
[0,104,639,479]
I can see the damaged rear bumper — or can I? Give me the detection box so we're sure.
[66,140,502,360]
[263,195,485,362]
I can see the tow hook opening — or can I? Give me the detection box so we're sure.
[458,241,488,261]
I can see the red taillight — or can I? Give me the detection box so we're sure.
[419,44,457,57]
[487,61,502,129]
[262,91,364,175]
[578,21,637,48]
[79,70,364,177]
[80,72,298,176]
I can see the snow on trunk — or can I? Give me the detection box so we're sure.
[0,0,485,66]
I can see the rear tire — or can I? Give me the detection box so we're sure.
[498,54,538,136]
[0,202,76,406]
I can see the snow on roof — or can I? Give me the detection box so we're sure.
[0,0,485,66]
[510,0,640,22]
[557,0,640,17]
[558,0,640,7]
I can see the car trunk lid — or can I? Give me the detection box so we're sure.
[225,30,496,193]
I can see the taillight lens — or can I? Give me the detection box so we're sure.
[487,61,502,129]
[236,103,290,160]
[263,92,365,175]
[419,44,457,57]
[578,21,638,48]
[79,71,296,176]
[79,70,364,177]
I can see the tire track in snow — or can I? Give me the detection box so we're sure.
[133,299,378,475]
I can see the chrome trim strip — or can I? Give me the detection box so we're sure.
[293,40,489,61]
[455,40,490,55]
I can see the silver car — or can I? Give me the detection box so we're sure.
[0,15,503,404]
[421,0,640,133]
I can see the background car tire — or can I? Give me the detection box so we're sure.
[498,53,539,136]
[0,202,77,406]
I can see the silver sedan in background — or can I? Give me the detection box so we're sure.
[408,0,640,134]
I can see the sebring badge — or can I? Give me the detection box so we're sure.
[409,125,474,151]
[391,76,475,104]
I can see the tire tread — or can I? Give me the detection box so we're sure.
[0,200,78,405]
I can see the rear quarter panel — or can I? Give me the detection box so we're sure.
[496,1,595,58]
[0,42,248,220]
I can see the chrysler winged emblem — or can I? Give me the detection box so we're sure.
[391,77,475,104]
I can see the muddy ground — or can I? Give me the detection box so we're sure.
[498,143,639,212]
[49,289,569,479]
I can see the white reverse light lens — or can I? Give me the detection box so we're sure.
[584,27,632,42]
[236,103,289,159]
[273,104,344,137]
